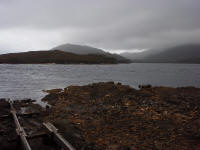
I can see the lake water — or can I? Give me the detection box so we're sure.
[0,63,200,101]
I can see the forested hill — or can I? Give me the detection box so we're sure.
[0,50,123,64]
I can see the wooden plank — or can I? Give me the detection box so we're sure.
[8,132,47,142]
[18,112,40,118]
[43,122,76,150]
[8,99,32,150]
[0,114,10,119]
[0,112,39,120]
[27,132,47,139]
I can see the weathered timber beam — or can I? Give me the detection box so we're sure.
[0,112,39,120]
[8,132,48,142]
[0,114,10,119]
[27,132,47,140]
[43,122,76,150]
[8,99,32,150]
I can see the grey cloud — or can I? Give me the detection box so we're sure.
[0,0,200,52]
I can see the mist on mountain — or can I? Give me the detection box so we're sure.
[120,44,200,63]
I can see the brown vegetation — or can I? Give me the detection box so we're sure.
[42,82,200,150]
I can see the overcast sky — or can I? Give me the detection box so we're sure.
[0,0,200,53]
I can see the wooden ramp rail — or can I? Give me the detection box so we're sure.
[8,99,32,150]
[43,122,76,150]
[5,99,76,150]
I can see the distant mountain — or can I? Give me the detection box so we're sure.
[51,43,130,63]
[52,43,105,55]
[0,50,120,64]
[120,44,200,63]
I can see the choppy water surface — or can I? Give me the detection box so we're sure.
[0,63,200,101]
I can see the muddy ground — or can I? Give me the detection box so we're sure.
[0,82,200,150]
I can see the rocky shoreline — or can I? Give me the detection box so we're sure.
[1,82,200,150]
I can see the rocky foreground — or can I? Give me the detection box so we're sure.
[1,82,200,150]
[42,82,200,150]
